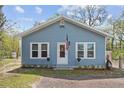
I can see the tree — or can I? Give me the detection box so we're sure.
[104,17,117,50]
[0,6,20,59]
[0,32,12,58]
[60,5,108,27]
[0,5,6,31]
[0,6,6,60]
[9,29,20,59]
[0,5,6,39]
[114,20,124,49]
[0,29,20,59]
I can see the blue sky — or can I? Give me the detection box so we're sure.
[2,5,124,31]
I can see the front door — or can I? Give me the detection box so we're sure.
[57,42,68,64]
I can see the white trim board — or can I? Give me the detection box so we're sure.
[75,42,96,59]
[57,42,68,65]
[30,42,50,59]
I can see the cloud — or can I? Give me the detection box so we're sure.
[58,5,86,14]
[16,17,33,23]
[15,6,24,13]
[35,6,42,14]
[80,5,86,9]
[107,14,112,19]
[58,5,70,13]
[16,17,34,30]
[67,11,74,16]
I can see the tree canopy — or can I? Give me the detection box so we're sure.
[59,5,108,27]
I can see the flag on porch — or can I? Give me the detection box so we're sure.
[66,34,70,50]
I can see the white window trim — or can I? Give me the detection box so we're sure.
[75,42,96,59]
[30,42,49,59]
[86,42,96,59]
[75,42,85,59]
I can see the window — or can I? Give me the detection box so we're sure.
[41,44,48,57]
[76,43,84,58]
[77,44,84,58]
[87,43,94,58]
[30,42,49,59]
[60,45,65,57]
[76,42,95,59]
[32,44,38,57]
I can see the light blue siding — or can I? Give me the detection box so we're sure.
[22,21,106,67]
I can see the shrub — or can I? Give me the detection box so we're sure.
[112,49,124,60]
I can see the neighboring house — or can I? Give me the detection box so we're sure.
[20,16,108,69]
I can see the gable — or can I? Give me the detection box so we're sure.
[20,16,108,38]
[22,20,105,44]
[64,21,105,38]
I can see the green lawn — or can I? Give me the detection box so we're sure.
[1,67,124,87]
[9,67,124,79]
[0,59,40,88]
[0,59,16,68]
[0,73,39,88]
[0,59,124,87]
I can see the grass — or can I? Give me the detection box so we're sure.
[0,59,16,68]
[1,67,124,88]
[0,59,124,87]
[9,67,124,78]
[0,73,39,88]
[0,59,40,88]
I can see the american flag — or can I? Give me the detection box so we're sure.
[66,34,70,50]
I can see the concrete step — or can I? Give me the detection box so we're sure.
[54,66,73,70]
[54,68,73,70]
[53,66,74,70]
[54,65,74,70]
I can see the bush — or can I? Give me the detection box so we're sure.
[112,49,124,60]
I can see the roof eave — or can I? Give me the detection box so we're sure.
[63,16,109,37]
[20,16,62,37]
[19,15,109,38]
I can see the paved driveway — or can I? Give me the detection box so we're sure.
[36,77,124,88]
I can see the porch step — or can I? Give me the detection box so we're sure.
[53,66,74,70]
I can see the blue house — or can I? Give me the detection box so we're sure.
[20,16,108,69]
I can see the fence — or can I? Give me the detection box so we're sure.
[107,51,124,69]
[112,56,124,69]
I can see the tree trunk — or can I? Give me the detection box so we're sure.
[119,56,122,69]
[115,42,117,49]
[120,40,122,49]
[111,38,114,50]
[16,47,19,59]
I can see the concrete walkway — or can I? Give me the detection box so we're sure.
[36,77,124,88]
